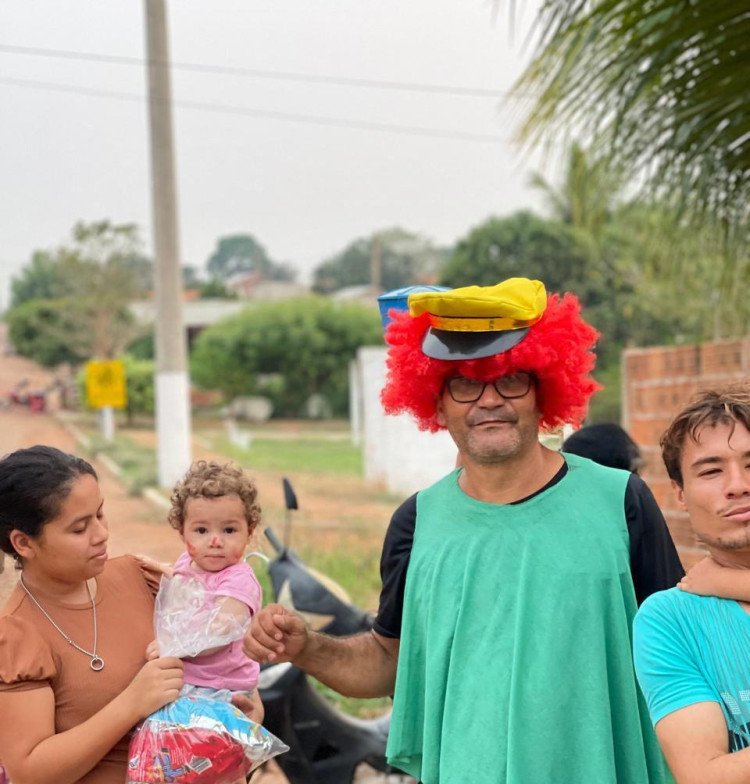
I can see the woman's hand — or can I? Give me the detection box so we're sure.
[145,640,160,660]
[124,657,183,720]
[232,689,265,724]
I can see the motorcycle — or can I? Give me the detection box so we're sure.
[252,479,414,784]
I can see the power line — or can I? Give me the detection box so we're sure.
[0,42,509,99]
[0,76,508,143]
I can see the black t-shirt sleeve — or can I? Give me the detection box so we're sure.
[373,494,417,639]
[625,473,685,605]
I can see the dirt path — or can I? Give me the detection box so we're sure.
[0,349,394,783]
[0,351,184,605]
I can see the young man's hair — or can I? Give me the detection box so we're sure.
[168,459,261,533]
[660,383,750,487]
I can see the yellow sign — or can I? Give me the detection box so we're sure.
[85,360,127,409]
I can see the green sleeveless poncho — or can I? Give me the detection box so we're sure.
[386,455,670,784]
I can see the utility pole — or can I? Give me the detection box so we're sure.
[370,231,382,294]
[144,0,191,486]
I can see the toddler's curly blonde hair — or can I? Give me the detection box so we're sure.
[168,460,261,534]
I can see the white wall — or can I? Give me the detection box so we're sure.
[357,346,458,497]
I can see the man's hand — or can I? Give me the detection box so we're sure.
[678,556,750,600]
[244,603,309,664]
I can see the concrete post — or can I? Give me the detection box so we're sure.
[144,0,192,486]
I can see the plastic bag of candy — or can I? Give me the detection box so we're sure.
[127,574,287,783]
[152,573,252,659]
[127,685,287,784]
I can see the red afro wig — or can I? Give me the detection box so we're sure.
[380,292,601,432]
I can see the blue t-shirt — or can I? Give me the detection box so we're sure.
[633,587,750,751]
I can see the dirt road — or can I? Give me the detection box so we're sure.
[0,349,398,783]
[0,351,186,605]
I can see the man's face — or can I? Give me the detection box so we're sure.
[676,420,750,554]
[436,373,541,465]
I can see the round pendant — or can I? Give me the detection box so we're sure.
[90,656,105,672]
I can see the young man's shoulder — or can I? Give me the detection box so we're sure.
[635,585,713,629]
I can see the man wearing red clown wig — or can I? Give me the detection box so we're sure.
[246,278,683,784]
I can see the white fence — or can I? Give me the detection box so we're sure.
[353,347,458,497]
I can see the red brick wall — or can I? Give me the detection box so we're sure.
[622,338,750,569]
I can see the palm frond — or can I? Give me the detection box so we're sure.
[516,0,750,228]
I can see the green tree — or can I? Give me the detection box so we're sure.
[190,297,382,416]
[529,143,623,261]
[313,228,448,294]
[6,221,147,365]
[206,234,295,282]
[122,356,155,423]
[440,211,590,292]
[6,299,87,367]
[516,1,750,234]
[125,332,155,361]
[528,146,635,370]
[182,265,201,289]
[197,280,238,299]
[10,251,78,307]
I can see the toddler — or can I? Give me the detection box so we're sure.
[155,459,264,717]
[130,460,286,782]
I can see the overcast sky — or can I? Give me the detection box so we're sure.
[1,0,552,305]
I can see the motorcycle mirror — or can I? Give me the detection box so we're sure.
[282,477,298,511]
[282,477,298,549]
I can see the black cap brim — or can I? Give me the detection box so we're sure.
[422,326,529,360]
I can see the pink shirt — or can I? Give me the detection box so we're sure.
[172,552,261,691]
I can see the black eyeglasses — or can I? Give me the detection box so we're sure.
[445,372,533,403]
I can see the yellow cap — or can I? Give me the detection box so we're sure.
[407,278,547,360]
[408,277,547,332]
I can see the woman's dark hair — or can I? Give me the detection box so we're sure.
[0,445,97,566]
[563,423,643,473]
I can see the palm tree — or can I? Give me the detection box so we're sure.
[515,0,750,238]
[529,142,622,256]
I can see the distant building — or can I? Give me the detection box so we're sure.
[330,284,381,309]
[225,270,308,301]
[129,298,247,347]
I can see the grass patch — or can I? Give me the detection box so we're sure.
[295,545,382,612]
[312,680,393,719]
[86,433,158,496]
[216,436,363,476]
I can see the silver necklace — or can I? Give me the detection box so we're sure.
[19,574,104,671]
